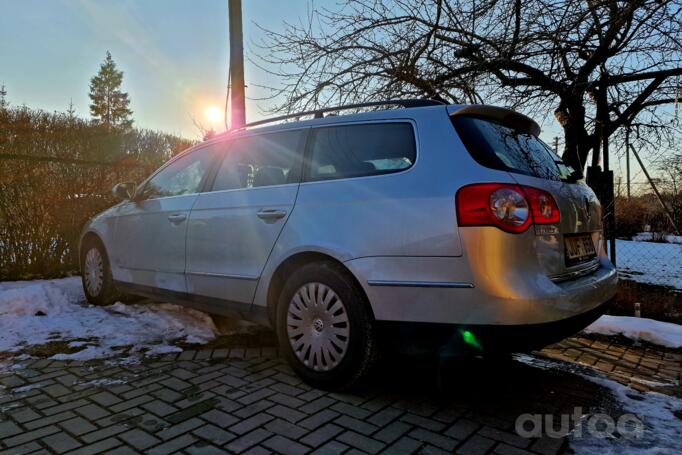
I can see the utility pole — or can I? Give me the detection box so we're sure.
[625,127,631,200]
[228,0,246,129]
[554,136,559,155]
[602,117,616,266]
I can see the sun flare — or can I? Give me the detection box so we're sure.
[205,105,222,124]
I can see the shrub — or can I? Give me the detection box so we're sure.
[0,105,194,280]
[614,197,648,239]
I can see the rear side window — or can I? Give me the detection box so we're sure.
[451,116,576,182]
[306,123,416,182]
[212,130,305,191]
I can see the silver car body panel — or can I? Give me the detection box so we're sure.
[111,194,198,293]
[81,103,617,329]
[341,231,615,326]
[186,183,299,304]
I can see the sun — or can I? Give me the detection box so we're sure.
[205,106,222,124]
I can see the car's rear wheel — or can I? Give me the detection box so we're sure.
[276,261,378,390]
[81,239,119,306]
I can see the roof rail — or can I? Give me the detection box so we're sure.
[230,99,446,132]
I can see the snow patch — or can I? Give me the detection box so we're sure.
[11,383,44,394]
[584,315,682,348]
[0,403,20,413]
[515,354,682,454]
[81,378,129,387]
[631,232,682,244]
[0,277,218,361]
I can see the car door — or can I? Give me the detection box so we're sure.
[111,146,216,293]
[186,129,307,309]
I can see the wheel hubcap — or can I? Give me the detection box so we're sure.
[84,248,104,296]
[313,318,324,332]
[286,283,350,371]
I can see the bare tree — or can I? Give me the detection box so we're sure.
[658,153,682,196]
[258,0,682,173]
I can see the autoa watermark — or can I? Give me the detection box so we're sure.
[515,407,644,439]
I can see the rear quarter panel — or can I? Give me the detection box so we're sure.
[278,116,466,260]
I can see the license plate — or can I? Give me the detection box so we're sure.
[564,234,596,266]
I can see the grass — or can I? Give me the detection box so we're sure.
[3,336,101,359]
[174,327,277,351]
[22,340,90,357]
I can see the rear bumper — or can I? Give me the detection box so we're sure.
[346,254,618,326]
[377,297,612,355]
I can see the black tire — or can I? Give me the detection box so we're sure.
[80,238,120,306]
[276,260,378,390]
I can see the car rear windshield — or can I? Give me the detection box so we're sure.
[451,115,577,182]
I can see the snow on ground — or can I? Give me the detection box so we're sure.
[515,354,682,455]
[584,315,682,348]
[631,232,682,244]
[616,239,682,289]
[0,277,218,361]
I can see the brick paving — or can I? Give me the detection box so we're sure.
[542,335,681,396]
[0,334,680,454]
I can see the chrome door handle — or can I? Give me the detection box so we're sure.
[257,209,287,221]
[167,213,187,223]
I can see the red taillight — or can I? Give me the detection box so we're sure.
[521,186,560,224]
[456,183,560,233]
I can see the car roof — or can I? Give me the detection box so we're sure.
[205,104,453,143]
[189,102,539,154]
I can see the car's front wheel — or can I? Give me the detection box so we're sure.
[81,239,119,306]
[276,261,378,390]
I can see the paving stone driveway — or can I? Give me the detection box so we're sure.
[1,335,680,455]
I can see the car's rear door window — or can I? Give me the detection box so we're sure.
[305,123,416,182]
[451,116,577,182]
[211,129,305,191]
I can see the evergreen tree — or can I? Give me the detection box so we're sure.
[89,51,133,130]
[66,98,76,120]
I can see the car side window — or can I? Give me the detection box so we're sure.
[140,147,215,199]
[212,130,305,191]
[306,123,416,182]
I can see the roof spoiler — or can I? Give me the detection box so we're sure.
[450,105,541,137]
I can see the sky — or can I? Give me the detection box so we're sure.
[0,0,571,143]
[0,0,664,189]
[0,0,323,138]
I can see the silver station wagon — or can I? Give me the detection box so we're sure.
[80,100,617,389]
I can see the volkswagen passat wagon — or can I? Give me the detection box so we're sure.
[80,101,617,389]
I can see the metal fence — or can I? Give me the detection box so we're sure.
[609,149,681,321]
[613,215,682,322]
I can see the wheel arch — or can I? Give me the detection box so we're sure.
[79,230,108,269]
[80,230,103,254]
[265,251,374,327]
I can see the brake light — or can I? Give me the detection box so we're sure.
[456,183,560,233]
[521,186,560,224]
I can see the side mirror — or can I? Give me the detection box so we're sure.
[112,182,136,200]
